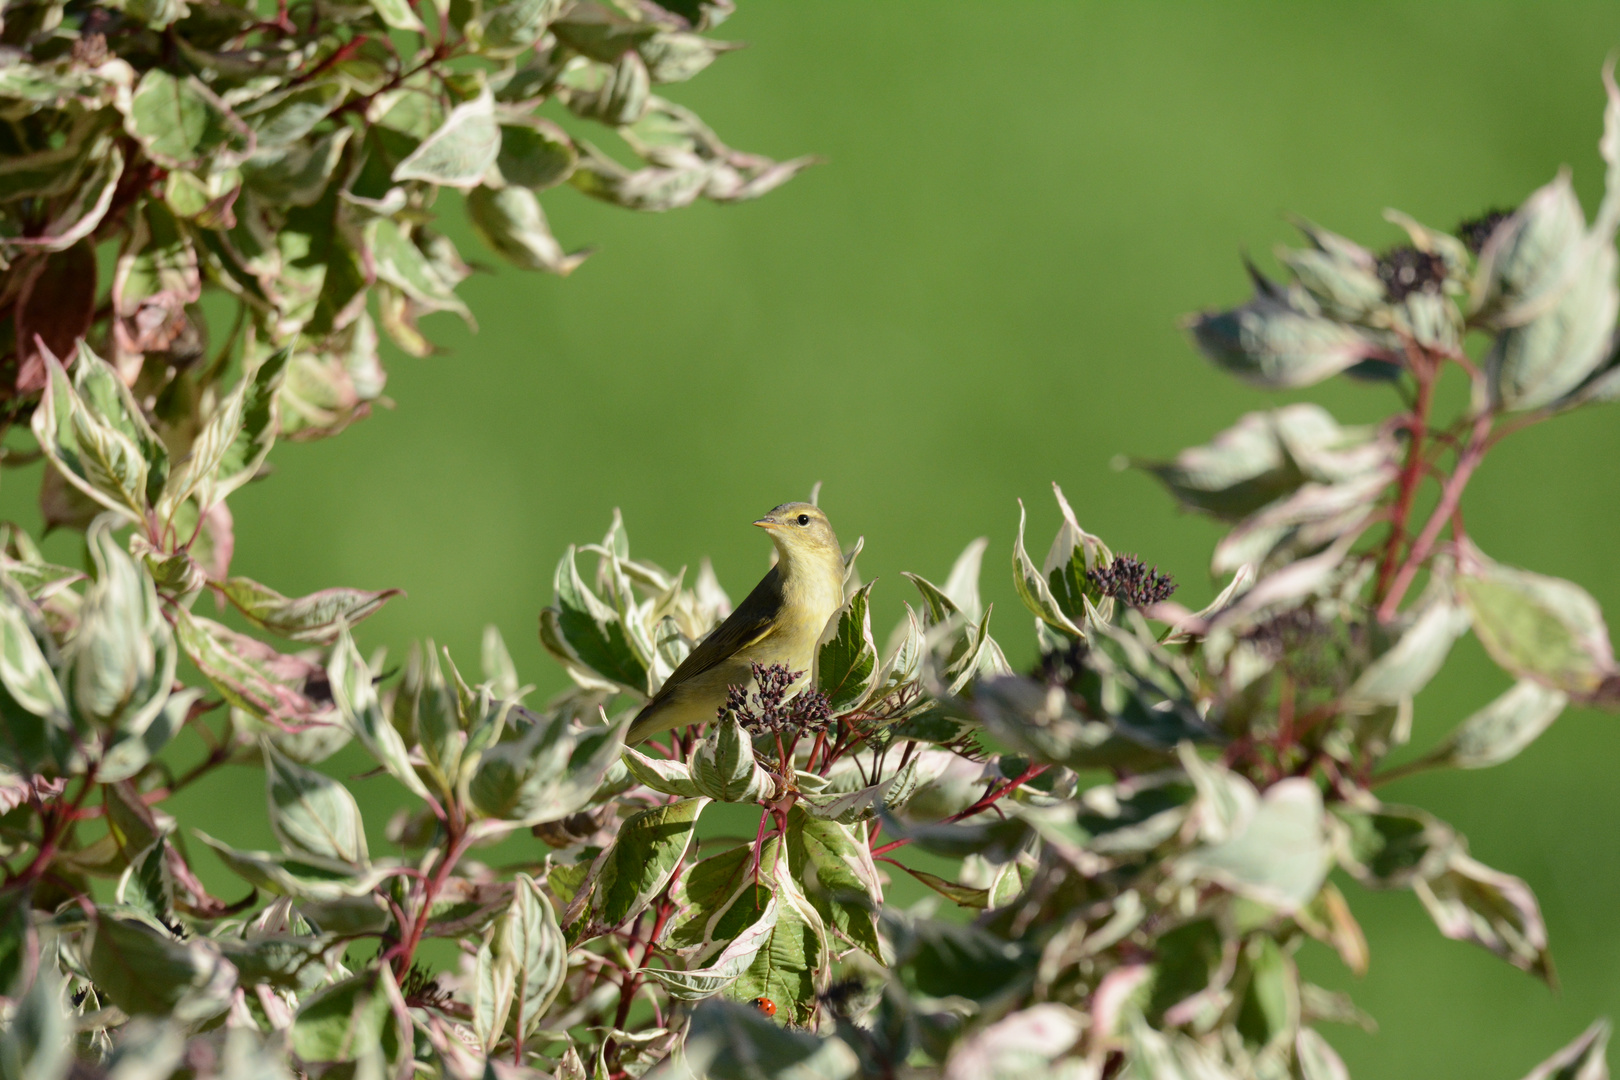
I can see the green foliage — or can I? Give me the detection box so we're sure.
[2,4,1620,1076]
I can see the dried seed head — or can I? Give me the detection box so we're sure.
[1376,245,1447,302]
[724,662,834,735]
[1087,554,1176,609]
[1456,209,1513,255]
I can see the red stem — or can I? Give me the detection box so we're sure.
[870,763,1050,858]
[1375,350,1436,603]
[8,770,96,886]
[1376,411,1492,622]
[390,825,472,978]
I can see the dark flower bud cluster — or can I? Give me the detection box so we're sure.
[1239,607,1368,693]
[724,662,833,735]
[1457,208,1513,255]
[1376,245,1448,302]
[1087,555,1176,609]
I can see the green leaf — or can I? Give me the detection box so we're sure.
[1415,679,1568,772]
[193,832,391,901]
[816,581,878,713]
[1473,174,1589,324]
[1140,404,1391,522]
[584,797,707,935]
[558,53,650,126]
[1521,1020,1611,1080]
[941,1005,1088,1080]
[238,82,346,147]
[478,0,564,57]
[468,711,625,830]
[32,347,169,522]
[1012,500,1081,637]
[1276,219,1387,322]
[330,625,436,803]
[481,624,522,700]
[263,742,368,865]
[664,843,758,952]
[1333,802,1458,890]
[622,746,702,797]
[1234,935,1300,1053]
[892,915,1033,1004]
[114,840,175,927]
[290,970,402,1064]
[220,578,402,644]
[1415,852,1553,982]
[540,546,647,692]
[157,347,288,520]
[0,962,69,1080]
[689,711,771,802]
[366,0,424,31]
[472,932,515,1052]
[0,886,32,995]
[467,184,588,275]
[1044,483,1114,624]
[727,837,829,1025]
[212,930,337,994]
[67,518,176,736]
[392,89,500,189]
[0,581,70,774]
[789,811,883,960]
[1189,265,1379,388]
[1297,1028,1351,1080]
[495,121,577,193]
[24,144,124,254]
[1178,778,1329,913]
[241,128,352,207]
[1345,586,1471,708]
[1488,240,1618,412]
[646,897,779,1001]
[367,217,471,322]
[499,874,567,1039]
[174,609,328,726]
[683,1000,860,1079]
[640,32,736,83]
[125,70,254,170]
[897,863,988,908]
[1456,540,1616,695]
[86,915,237,1022]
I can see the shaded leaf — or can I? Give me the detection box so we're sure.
[1416,852,1553,982]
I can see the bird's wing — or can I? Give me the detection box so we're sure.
[643,566,785,709]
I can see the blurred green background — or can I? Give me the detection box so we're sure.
[22,0,1620,1073]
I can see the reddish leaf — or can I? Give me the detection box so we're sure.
[14,244,96,394]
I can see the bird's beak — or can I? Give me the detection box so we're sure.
[753,518,778,530]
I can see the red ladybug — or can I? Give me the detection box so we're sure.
[751,996,777,1017]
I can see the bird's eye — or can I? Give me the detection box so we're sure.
[797,514,810,526]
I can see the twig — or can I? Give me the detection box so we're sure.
[869,762,1050,858]
[1376,410,1493,622]
[1374,345,1436,602]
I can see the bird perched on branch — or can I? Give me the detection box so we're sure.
[625,502,846,746]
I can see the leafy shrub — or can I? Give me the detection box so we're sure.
[2,2,1620,1077]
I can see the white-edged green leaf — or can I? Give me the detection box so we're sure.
[221,577,402,644]
[689,710,771,802]
[623,746,702,797]
[263,741,368,865]
[646,897,778,1000]
[1457,540,1616,695]
[392,89,500,189]
[816,581,878,713]
[584,797,707,935]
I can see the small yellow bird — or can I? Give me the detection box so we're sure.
[625,502,846,746]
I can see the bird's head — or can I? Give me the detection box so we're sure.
[754,502,842,568]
